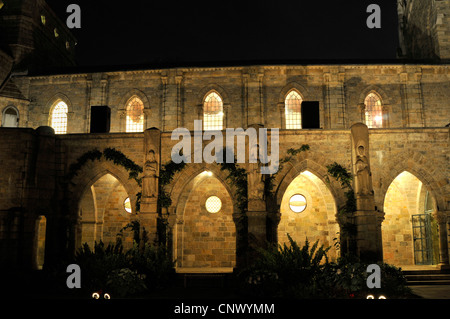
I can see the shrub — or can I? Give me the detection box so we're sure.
[239,236,412,299]
[239,234,330,298]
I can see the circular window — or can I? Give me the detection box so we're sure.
[289,194,307,213]
[123,197,132,214]
[205,196,222,213]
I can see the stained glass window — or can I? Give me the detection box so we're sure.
[285,90,302,129]
[203,92,223,131]
[126,96,144,132]
[364,92,383,128]
[51,101,68,134]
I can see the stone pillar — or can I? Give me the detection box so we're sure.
[139,128,161,243]
[436,211,450,270]
[246,124,267,260]
[324,68,346,129]
[350,123,382,262]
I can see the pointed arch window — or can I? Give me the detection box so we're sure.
[285,90,302,129]
[126,96,144,132]
[364,92,383,128]
[51,101,68,134]
[203,91,223,131]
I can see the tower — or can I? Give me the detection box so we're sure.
[397,0,450,61]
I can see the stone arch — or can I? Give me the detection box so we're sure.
[66,159,141,250]
[168,163,239,269]
[358,85,391,105]
[382,170,441,265]
[67,158,141,220]
[377,151,448,212]
[272,154,345,209]
[276,168,340,260]
[278,82,309,103]
[168,162,241,215]
[196,84,230,107]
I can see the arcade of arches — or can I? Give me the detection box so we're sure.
[28,165,449,272]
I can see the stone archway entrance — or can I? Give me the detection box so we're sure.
[173,170,237,271]
[277,170,339,261]
[382,171,439,266]
[78,173,135,250]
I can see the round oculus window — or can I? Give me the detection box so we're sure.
[205,196,222,213]
[289,194,307,213]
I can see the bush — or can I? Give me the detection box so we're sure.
[71,237,175,298]
[239,236,412,299]
[239,234,330,298]
[321,255,412,298]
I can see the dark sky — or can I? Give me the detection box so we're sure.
[45,0,400,68]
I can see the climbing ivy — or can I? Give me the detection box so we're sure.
[218,147,248,214]
[264,144,310,198]
[66,147,143,211]
[325,162,357,255]
[158,159,186,209]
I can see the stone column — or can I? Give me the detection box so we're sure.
[139,128,161,243]
[436,211,450,269]
[246,124,267,260]
[350,123,383,262]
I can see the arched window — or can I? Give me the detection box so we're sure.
[203,91,223,131]
[50,101,68,134]
[285,90,302,129]
[2,106,19,127]
[126,96,144,132]
[364,92,383,128]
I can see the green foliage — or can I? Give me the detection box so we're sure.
[240,234,330,298]
[325,162,357,252]
[72,221,175,298]
[239,236,412,299]
[106,268,147,297]
[158,159,186,209]
[326,161,352,189]
[320,255,412,298]
[264,144,310,198]
[66,148,143,211]
[219,147,248,214]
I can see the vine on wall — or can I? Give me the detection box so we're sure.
[324,162,357,255]
[66,147,143,210]
[264,144,310,198]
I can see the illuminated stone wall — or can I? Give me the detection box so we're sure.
[178,176,236,268]
[278,171,339,261]
[382,172,420,265]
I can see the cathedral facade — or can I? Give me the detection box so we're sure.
[0,0,449,272]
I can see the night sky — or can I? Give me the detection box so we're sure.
[45,0,400,68]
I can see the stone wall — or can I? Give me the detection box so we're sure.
[177,176,236,268]
[13,64,450,134]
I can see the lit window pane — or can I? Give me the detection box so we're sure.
[364,93,383,128]
[51,101,68,134]
[203,92,223,131]
[289,194,307,213]
[205,196,222,213]
[285,90,302,129]
[126,96,144,132]
[123,197,132,213]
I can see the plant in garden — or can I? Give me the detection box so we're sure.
[240,234,330,298]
